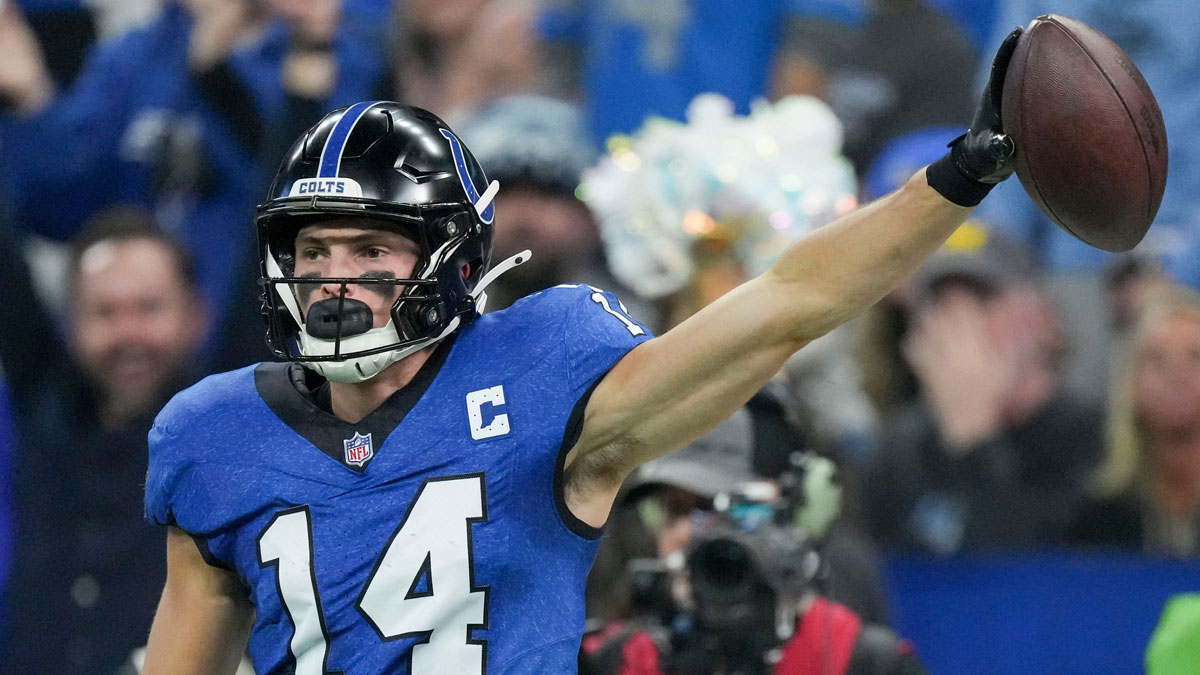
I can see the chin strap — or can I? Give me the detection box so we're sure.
[471,249,531,315]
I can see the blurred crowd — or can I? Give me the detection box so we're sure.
[0,0,1198,672]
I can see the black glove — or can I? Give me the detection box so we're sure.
[927,27,1023,206]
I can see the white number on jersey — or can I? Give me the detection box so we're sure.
[257,475,489,673]
[590,291,645,336]
[357,475,489,674]
[257,506,335,675]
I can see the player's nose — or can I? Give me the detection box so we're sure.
[320,253,361,298]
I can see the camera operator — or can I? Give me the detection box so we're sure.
[581,429,924,675]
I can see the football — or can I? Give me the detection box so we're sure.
[1001,14,1168,252]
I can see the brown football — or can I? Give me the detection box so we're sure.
[1001,14,1168,252]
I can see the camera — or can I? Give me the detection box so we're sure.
[626,479,825,675]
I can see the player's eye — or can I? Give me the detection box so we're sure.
[300,248,324,261]
[364,247,388,259]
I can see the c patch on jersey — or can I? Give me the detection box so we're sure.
[343,431,374,467]
[466,385,510,441]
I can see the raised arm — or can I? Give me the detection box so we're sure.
[564,29,1025,525]
[142,526,254,675]
[0,207,69,408]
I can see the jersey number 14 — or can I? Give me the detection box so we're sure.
[257,475,488,674]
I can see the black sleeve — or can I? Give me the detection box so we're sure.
[191,60,264,157]
[269,92,326,167]
[191,56,337,176]
[950,397,1104,549]
[863,406,930,550]
[0,209,70,408]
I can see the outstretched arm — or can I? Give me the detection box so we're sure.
[564,29,1026,525]
[143,527,254,675]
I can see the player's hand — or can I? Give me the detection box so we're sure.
[273,0,341,47]
[926,27,1023,206]
[0,3,54,115]
[955,28,1023,183]
[187,0,262,71]
[277,0,342,100]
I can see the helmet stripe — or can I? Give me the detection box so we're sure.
[318,101,383,178]
[438,129,495,224]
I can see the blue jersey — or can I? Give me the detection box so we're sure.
[145,285,652,674]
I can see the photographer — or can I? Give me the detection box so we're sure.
[581,420,923,675]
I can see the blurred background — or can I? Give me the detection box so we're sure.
[0,0,1198,673]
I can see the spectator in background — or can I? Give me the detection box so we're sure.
[539,0,864,142]
[1106,253,1176,337]
[581,439,914,675]
[1072,287,1200,557]
[0,0,270,332]
[246,0,383,158]
[0,0,382,337]
[865,225,1102,555]
[769,0,868,101]
[0,208,208,673]
[385,0,543,123]
[851,127,973,421]
[0,2,55,116]
[974,0,1200,284]
[785,0,978,173]
[455,95,630,312]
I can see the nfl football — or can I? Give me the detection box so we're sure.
[1001,14,1168,252]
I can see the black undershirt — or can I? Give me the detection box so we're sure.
[254,336,456,472]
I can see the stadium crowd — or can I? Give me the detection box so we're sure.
[0,0,1198,672]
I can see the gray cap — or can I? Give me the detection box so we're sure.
[911,221,1038,300]
[629,408,758,498]
[455,95,597,196]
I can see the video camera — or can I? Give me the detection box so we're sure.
[626,455,841,675]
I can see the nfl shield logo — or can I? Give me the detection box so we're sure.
[343,432,373,467]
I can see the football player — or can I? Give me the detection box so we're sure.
[144,31,1025,675]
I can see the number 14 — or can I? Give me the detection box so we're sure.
[257,475,489,674]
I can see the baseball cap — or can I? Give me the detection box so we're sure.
[627,408,759,500]
[910,221,1038,301]
[455,95,598,196]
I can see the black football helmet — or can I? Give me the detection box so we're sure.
[256,101,526,382]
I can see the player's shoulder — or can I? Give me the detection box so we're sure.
[495,283,637,327]
[509,282,602,313]
[461,283,650,374]
[152,363,261,437]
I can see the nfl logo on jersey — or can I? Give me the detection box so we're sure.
[343,432,373,467]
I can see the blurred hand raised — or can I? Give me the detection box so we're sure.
[0,3,53,115]
[903,289,1018,453]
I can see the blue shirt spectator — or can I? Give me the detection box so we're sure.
[974,0,1200,284]
[0,1,382,331]
[0,2,263,327]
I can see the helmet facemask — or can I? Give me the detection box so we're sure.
[254,102,528,382]
[261,204,490,382]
